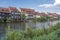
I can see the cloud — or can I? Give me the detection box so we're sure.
[30,8,34,9]
[38,4,54,8]
[54,0,60,5]
[38,0,60,8]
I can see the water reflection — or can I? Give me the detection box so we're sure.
[0,20,60,40]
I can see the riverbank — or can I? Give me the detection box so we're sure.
[2,23,60,40]
[0,20,28,23]
[0,16,59,23]
[36,16,59,22]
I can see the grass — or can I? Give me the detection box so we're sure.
[32,28,60,40]
[2,23,60,40]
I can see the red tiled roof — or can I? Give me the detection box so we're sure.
[35,12,46,16]
[0,7,10,13]
[20,8,35,13]
[47,12,59,17]
[35,12,40,16]
[8,7,19,12]
[9,7,17,10]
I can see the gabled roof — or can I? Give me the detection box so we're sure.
[0,7,10,13]
[35,12,46,16]
[20,8,35,13]
[8,7,19,13]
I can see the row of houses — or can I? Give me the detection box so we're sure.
[0,7,60,22]
[20,8,60,18]
[0,7,20,21]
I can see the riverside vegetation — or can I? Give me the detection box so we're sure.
[36,16,59,22]
[0,15,59,22]
[2,23,60,40]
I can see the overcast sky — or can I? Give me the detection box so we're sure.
[0,0,60,13]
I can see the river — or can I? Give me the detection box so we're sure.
[0,20,60,40]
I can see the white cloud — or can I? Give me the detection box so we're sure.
[30,8,34,9]
[38,4,54,8]
[54,0,60,5]
[38,0,60,8]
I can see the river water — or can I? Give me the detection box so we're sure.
[0,20,60,40]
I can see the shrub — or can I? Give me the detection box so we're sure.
[2,23,60,40]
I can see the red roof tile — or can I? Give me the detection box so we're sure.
[20,8,35,13]
[0,7,10,13]
[8,7,19,12]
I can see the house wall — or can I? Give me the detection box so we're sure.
[0,12,11,20]
[36,15,41,18]
[11,12,21,20]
